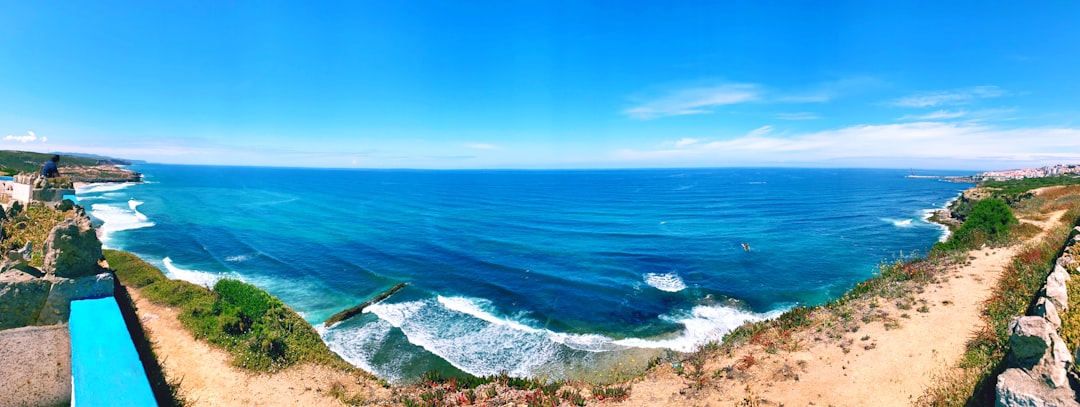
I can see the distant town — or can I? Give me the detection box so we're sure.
[975,164,1080,181]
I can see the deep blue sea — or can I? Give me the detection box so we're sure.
[78,165,969,382]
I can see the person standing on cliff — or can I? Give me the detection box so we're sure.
[41,155,61,178]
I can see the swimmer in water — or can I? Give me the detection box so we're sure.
[742,243,750,252]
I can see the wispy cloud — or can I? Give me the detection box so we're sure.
[898,110,967,121]
[776,112,822,120]
[777,76,885,103]
[466,143,499,150]
[623,83,760,120]
[4,131,43,143]
[673,138,700,148]
[615,122,1080,168]
[890,86,1007,108]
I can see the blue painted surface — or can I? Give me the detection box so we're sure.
[63,194,79,205]
[70,297,157,406]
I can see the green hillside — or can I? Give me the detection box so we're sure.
[0,151,107,176]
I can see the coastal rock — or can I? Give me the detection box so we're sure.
[1033,297,1061,329]
[0,279,52,330]
[996,368,1080,407]
[40,213,104,279]
[35,273,115,325]
[1007,316,1072,389]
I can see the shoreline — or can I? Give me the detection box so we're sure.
[77,171,974,385]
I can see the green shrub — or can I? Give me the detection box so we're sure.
[934,198,1017,252]
[214,279,272,320]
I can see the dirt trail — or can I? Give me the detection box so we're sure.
[127,289,389,406]
[616,209,1068,407]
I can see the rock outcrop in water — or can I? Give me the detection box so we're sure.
[0,210,112,330]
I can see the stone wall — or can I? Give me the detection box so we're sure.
[996,226,1080,406]
[0,209,112,330]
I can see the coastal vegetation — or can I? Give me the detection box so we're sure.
[104,250,357,373]
[0,150,140,182]
[0,201,76,266]
[932,197,1018,252]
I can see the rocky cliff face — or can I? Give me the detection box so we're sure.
[0,209,112,330]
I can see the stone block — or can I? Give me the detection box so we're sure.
[1033,297,1061,329]
[996,367,1080,407]
[36,273,115,325]
[0,279,52,330]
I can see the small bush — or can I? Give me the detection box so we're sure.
[214,279,273,320]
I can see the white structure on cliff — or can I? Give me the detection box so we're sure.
[1,173,76,206]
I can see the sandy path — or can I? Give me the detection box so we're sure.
[617,209,1068,407]
[127,289,388,406]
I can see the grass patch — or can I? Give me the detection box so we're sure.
[105,249,356,373]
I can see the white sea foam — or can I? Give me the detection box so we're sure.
[225,253,257,263]
[363,297,560,377]
[76,182,138,195]
[319,318,404,382]
[89,202,155,246]
[348,294,778,378]
[883,218,914,228]
[924,196,959,242]
[615,304,783,352]
[128,199,148,221]
[162,257,221,287]
[644,272,687,292]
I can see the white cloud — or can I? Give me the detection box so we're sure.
[673,138,700,148]
[898,110,967,121]
[891,86,1007,108]
[616,122,1080,168]
[466,143,499,150]
[4,131,39,143]
[776,112,822,120]
[623,83,760,120]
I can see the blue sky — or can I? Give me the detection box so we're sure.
[2,1,1079,170]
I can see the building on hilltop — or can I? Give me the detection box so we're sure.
[1,173,76,207]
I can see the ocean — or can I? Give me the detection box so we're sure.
[77,165,969,383]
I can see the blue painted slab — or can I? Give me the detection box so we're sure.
[70,297,157,406]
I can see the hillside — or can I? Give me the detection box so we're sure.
[0,150,141,182]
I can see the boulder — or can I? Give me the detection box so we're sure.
[1007,316,1072,389]
[35,273,115,325]
[0,278,52,330]
[1033,297,1062,329]
[1042,278,1069,312]
[996,368,1080,407]
[40,213,104,279]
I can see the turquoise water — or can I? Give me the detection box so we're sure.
[78,165,969,382]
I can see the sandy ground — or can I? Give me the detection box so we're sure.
[127,289,391,406]
[613,208,1068,407]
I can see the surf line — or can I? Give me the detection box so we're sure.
[324,282,409,326]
